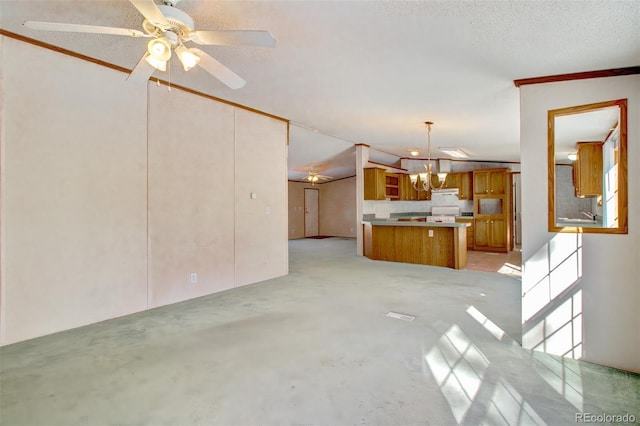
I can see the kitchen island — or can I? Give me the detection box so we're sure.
[363,220,470,269]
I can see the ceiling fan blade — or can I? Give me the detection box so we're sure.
[191,48,246,89]
[126,53,156,83]
[24,21,148,37]
[129,0,170,30]
[191,30,276,48]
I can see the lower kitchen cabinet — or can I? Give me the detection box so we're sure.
[474,218,508,252]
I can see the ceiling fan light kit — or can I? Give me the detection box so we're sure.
[147,36,172,60]
[23,0,276,89]
[299,167,333,185]
[175,45,200,70]
[145,54,167,71]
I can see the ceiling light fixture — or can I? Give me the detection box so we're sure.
[409,149,420,157]
[568,153,577,161]
[409,122,447,193]
[144,54,167,71]
[175,45,201,71]
[147,36,172,61]
[439,147,469,158]
[145,36,172,71]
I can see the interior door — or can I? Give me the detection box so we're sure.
[304,188,319,237]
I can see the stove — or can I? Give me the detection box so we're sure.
[428,189,460,222]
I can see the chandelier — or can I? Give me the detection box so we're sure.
[409,121,447,193]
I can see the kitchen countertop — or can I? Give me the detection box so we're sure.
[364,219,471,228]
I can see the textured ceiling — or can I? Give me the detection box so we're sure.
[1,0,639,180]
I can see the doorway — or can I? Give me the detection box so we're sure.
[304,188,319,237]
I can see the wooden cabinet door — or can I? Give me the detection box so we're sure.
[575,142,603,197]
[474,169,508,195]
[474,219,489,249]
[444,173,459,191]
[488,171,506,195]
[400,174,418,200]
[474,171,489,195]
[364,168,386,200]
[459,172,473,200]
[489,219,507,249]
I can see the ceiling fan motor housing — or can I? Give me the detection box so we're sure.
[143,4,195,38]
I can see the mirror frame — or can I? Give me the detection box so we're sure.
[548,98,628,234]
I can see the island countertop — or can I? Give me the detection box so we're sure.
[364,219,470,228]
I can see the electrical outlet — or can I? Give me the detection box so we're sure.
[190,272,197,284]
[428,230,434,237]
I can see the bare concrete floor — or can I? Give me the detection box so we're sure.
[1,238,638,425]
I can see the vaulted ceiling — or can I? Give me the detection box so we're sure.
[1,1,638,181]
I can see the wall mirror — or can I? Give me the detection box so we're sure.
[548,98,627,234]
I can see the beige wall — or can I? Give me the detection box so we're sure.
[319,177,357,238]
[1,38,149,343]
[288,181,317,239]
[288,177,357,239]
[234,109,289,287]
[147,85,236,308]
[520,75,639,372]
[0,36,288,345]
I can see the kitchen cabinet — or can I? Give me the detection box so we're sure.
[400,174,418,200]
[473,218,507,251]
[363,168,401,200]
[364,168,387,200]
[474,169,507,195]
[385,173,400,199]
[572,142,603,197]
[443,173,459,191]
[368,221,469,269]
[458,172,473,200]
[473,168,512,253]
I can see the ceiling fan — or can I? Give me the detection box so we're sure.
[23,0,275,89]
[296,168,333,185]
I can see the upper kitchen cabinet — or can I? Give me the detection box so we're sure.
[400,174,418,200]
[572,142,603,197]
[385,173,401,199]
[443,173,459,191]
[364,168,401,200]
[458,171,473,200]
[474,168,509,195]
[364,168,386,200]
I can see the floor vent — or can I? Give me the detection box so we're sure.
[386,311,415,322]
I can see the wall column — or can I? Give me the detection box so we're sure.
[355,144,370,256]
